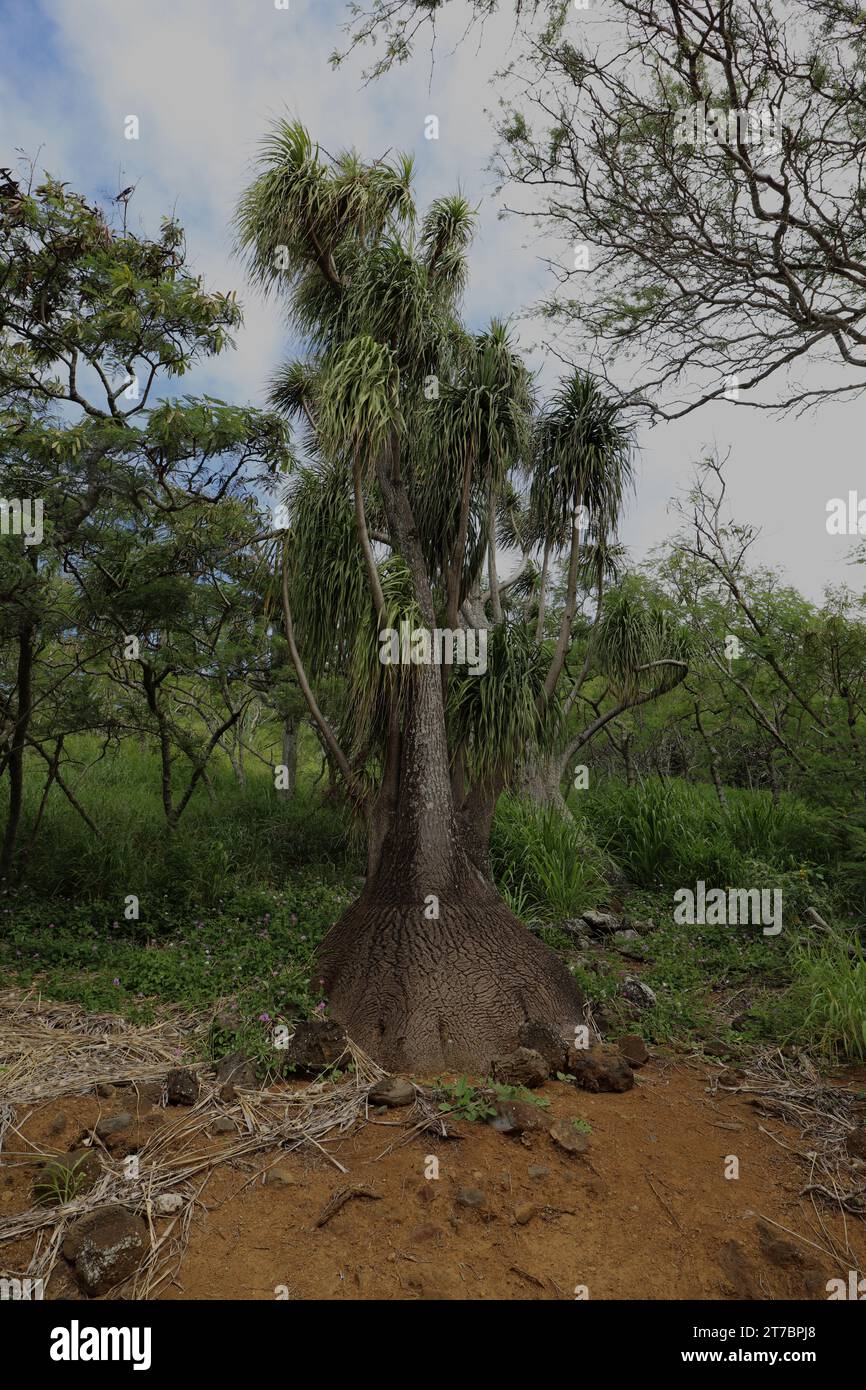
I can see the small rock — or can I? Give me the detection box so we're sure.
[154,1193,184,1216]
[284,1019,346,1075]
[96,1083,115,1099]
[514,1202,536,1225]
[618,976,657,1011]
[62,1205,149,1297]
[612,930,646,960]
[717,1067,745,1087]
[368,1076,415,1108]
[527,1164,550,1180]
[703,1037,732,1059]
[211,1117,236,1134]
[95,1112,134,1138]
[556,920,594,948]
[165,1068,199,1106]
[49,1112,67,1136]
[550,1118,591,1155]
[581,909,619,935]
[99,1112,163,1158]
[219,1083,237,1104]
[214,1051,257,1090]
[517,1020,568,1072]
[618,1034,650,1069]
[488,1098,551,1136]
[265,1166,301,1187]
[845,1127,866,1160]
[490,1048,549,1089]
[455,1187,486,1208]
[409,1222,441,1242]
[565,1043,635,1093]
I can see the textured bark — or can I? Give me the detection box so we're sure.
[311,431,585,1071]
[317,664,585,1072]
[317,842,585,1072]
[517,755,572,818]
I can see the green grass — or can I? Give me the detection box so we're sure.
[571,777,835,899]
[0,875,356,1072]
[2,742,865,1066]
[786,936,866,1063]
[5,731,358,905]
[490,795,608,923]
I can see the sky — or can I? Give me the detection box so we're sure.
[1,0,862,601]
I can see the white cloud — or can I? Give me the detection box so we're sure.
[1,0,861,600]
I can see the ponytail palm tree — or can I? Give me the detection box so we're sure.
[236,120,641,1069]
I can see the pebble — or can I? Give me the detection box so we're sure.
[455,1187,486,1208]
[265,1166,301,1187]
[154,1193,184,1216]
[95,1112,134,1138]
[368,1076,415,1108]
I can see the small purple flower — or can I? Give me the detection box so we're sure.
[259,1012,271,1023]
[112,977,121,987]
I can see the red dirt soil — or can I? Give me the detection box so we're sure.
[3,1054,864,1300]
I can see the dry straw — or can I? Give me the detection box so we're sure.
[0,988,395,1298]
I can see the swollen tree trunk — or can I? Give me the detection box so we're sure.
[316,664,585,1071]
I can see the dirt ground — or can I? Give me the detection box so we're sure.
[3,1053,865,1301]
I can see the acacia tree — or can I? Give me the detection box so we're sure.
[0,172,286,881]
[235,121,643,1068]
[338,0,866,416]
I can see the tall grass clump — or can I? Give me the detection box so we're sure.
[4,736,357,906]
[787,936,866,1062]
[490,795,608,923]
[573,777,833,893]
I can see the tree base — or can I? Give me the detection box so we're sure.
[316,875,585,1072]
